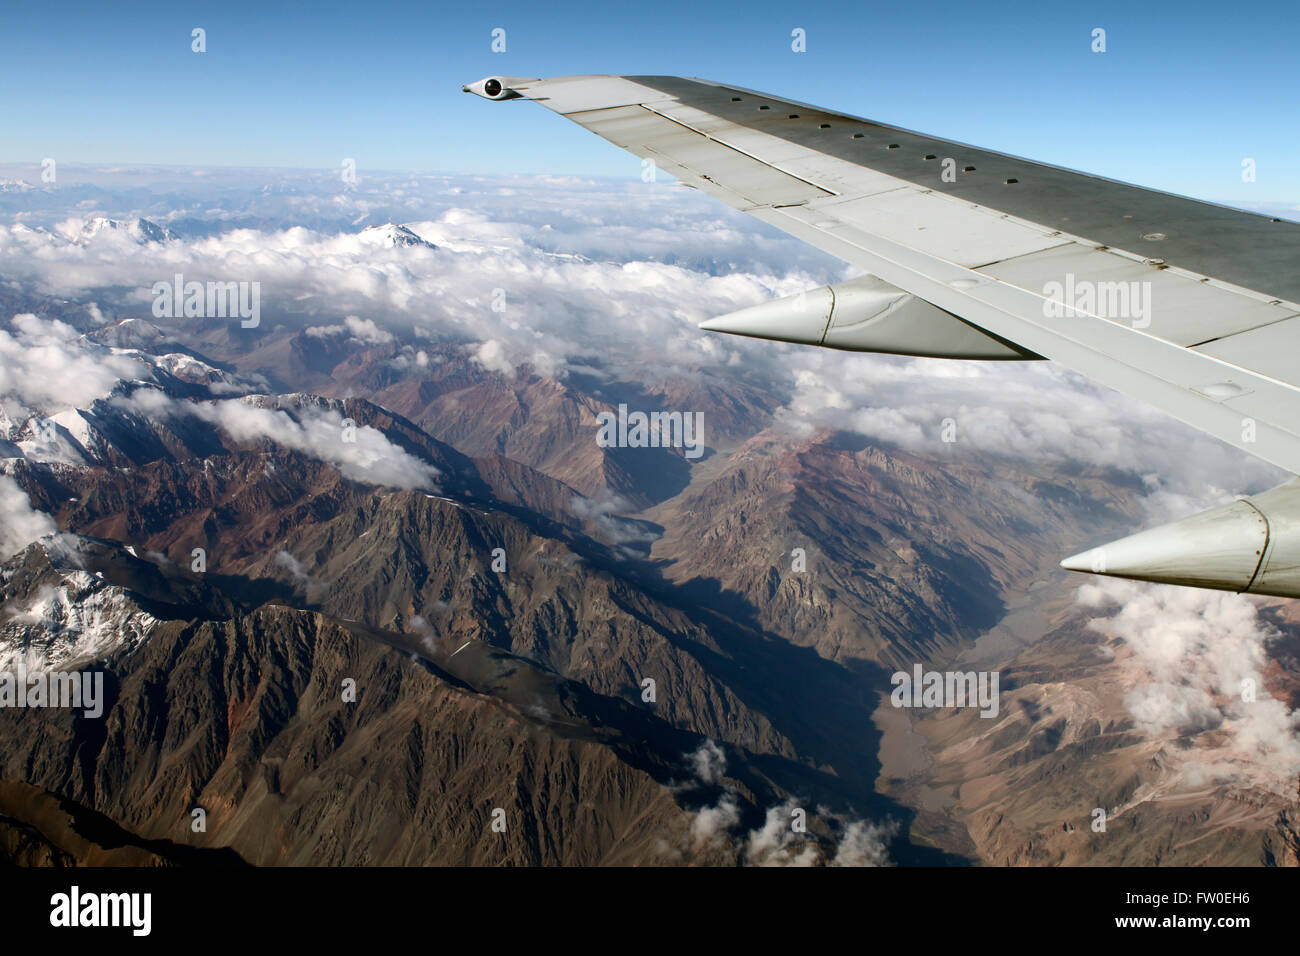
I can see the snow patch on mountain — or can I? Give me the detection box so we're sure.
[76,216,171,244]
[1,564,159,672]
[356,223,436,250]
[89,318,170,350]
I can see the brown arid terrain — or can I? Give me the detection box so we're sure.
[878,580,1300,866]
[2,300,1298,867]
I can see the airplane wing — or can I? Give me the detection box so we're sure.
[465,74,1300,598]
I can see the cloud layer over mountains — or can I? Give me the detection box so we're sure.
[0,314,147,414]
[1081,577,1300,797]
[0,168,1284,505]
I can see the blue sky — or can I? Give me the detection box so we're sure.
[2,0,1297,203]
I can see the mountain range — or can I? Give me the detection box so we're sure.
[1,216,1297,866]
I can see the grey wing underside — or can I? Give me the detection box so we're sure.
[469,74,1300,477]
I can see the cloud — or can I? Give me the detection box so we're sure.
[744,800,821,867]
[273,550,327,598]
[689,794,741,852]
[3,171,1281,508]
[1080,578,1300,796]
[685,738,726,786]
[0,474,57,561]
[472,339,515,378]
[773,348,1285,502]
[830,819,898,867]
[0,176,839,396]
[0,314,146,416]
[568,492,657,548]
[305,314,394,345]
[119,390,440,491]
[406,613,440,655]
[674,792,895,866]
[671,739,894,865]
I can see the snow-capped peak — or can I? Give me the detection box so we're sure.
[0,560,159,673]
[78,216,171,244]
[89,317,170,349]
[357,223,437,249]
